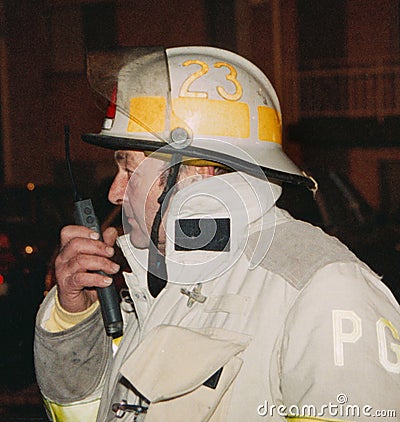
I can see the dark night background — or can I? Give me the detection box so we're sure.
[0,1,399,419]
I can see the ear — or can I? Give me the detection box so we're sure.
[179,165,215,180]
[175,165,215,190]
[192,165,215,177]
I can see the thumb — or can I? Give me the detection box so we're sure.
[103,227,119,247]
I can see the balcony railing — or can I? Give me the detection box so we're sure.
[299,62,400,119]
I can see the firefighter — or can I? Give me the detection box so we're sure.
[35,47,400,421]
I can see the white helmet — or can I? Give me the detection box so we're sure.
[83,46,313,188]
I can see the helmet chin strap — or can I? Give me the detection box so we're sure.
[147,152,182,297]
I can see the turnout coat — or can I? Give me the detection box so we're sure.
[35,173,400,421]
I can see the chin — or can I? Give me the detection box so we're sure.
[129,231,150,250]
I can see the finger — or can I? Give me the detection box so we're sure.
[58,237,115,263]
[58,254,120,277]
[60,225,100,247]
[103,227,119,247]
[58,274,109,312]
[66,271,115,291]
[58,289,98,313]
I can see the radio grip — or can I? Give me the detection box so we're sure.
[74,198,123,337]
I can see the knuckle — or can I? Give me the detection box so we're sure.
[60,225,73,241]
[60,225,69,237]
[101,257,113,272]
[54,254,63,268]
[70,272,84,287]
[75,253,86,268]
[96,242,110,257]
[69,237,82,250]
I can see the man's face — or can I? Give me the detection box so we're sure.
[108,150,166,250]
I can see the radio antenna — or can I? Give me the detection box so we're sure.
[64,125,82,201]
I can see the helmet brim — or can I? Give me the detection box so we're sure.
[82,133,315,189]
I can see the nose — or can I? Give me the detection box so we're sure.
[108,172,128,205]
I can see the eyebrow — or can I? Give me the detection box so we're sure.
[114,151,127,163]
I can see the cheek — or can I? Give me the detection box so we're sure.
[143,183,164,231]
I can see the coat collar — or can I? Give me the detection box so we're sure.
[118,172,281,287]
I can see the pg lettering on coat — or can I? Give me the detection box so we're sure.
[332,310,400,374]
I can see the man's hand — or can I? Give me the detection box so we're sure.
[55,225,120,313]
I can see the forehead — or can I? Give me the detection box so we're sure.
[114,150,168,175]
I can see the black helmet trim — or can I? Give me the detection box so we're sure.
[82,133,315,190]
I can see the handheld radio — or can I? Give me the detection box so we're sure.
[64,126,123,337]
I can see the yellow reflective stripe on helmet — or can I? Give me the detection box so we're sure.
[127,96,250,138]
[44,397,100,422]
[128,97,166,133]
[127,96,282,143]
[172,97,250,138]
[258,106,282,144]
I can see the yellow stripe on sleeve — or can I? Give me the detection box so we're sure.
[44,397,100,422]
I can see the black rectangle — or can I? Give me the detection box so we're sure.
[174,218,230,252]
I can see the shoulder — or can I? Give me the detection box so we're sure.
[269,221,400,409]
[246,214,371,290]
[278,260,400,412]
